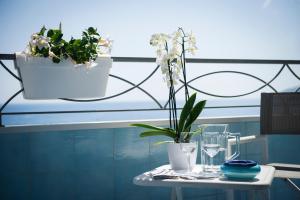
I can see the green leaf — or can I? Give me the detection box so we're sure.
[153,141,174,146]
[183,100,206,132]
[39,26,46,36]
[39,47,49,57]
[178,93,196,133]
[189,126,206,138]
[87,27,98,35]
[52,57,60,63]
[187,125,208,140]
[47,29,54,37]
[131,123,177,138]
[91,37,98,43]
[130,123,168,132]
[140,130,176,139]
[33,25,103,65]
[82,31,88,37]
[47,29,63,44]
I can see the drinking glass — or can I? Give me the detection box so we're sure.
[180,141,197,173]
[199,124,240,174]
[201,131,221,173]
[179,133,198,173]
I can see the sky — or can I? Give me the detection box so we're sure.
[0,0,299,105]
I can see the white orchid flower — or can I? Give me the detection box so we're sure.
[173,62,182,74]
[186,32,197,50]
[172,30,183,45]
[150,28,197,88]
[169,45,180,58]
[164,72,179,87]
[161,64,169,74]
[186,46,198,55]
[187,31,196,43]
[150,34,159,46]
[150,33,170,47]
[173,29,183,39]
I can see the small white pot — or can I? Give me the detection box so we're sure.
[15,53,112,99]
[167,142,198,170]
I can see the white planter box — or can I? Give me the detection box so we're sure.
[15,53,112,99]
[168,143,198,170]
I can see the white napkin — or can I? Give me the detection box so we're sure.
[148,168,217,180]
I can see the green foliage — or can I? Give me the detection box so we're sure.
[38,26,47,36]
[130,93,206,143]
[66,28,100,64]
[178,93,196,133]
[131,124,177,139]
[29,25,103,64]
[182,99,206,133]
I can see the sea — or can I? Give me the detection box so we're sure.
[1,98,260,126]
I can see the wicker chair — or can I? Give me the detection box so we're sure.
[260,92,300,193]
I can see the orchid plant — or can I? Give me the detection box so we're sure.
[26,24,112,67]
[131,28,206,143]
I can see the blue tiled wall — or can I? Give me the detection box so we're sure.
[0,121,299,200]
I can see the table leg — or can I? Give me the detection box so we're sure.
[257,189,270,200]
[171,187,183,200]
[247,191,255,200]
[247,189,269,200]
[171,188,176,200]
[226,189,234,200]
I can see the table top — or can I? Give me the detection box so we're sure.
[268,163,300,179]
[133,165,275,190]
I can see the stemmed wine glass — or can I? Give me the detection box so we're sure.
[201,132,221,173]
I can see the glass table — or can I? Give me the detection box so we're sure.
[133,164,275,200]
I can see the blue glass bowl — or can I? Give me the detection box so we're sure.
[221,160,261,180]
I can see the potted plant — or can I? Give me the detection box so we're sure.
[15,24,113,99]
[131,28,206,170]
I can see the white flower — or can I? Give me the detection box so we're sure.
[29,34,50,50]
[187,31,196,45]
[173,29,183,39]
[173,62,181,74]
[150,28,197,87]
[156,48,165,57]
[172,29,183,45]
[160,64,169,74]
[159,55,169,71]
[162,63,181,87]
[176,58,182,69]
[98,37,110,47]
[186,46,197,55]
[164,70,180,87]
[150,34,159,46]
[30,33,38,41]
[156,52,166,65]
[150,33,170,47]
[97,37,113,55]
[186,31,197,55]
[169,45,180,59]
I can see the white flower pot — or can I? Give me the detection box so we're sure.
[15,53,112,99]
[167,142,198,170]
